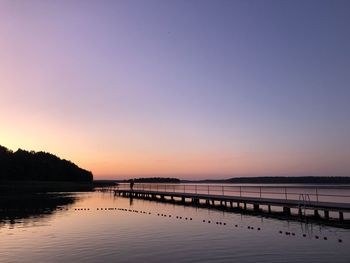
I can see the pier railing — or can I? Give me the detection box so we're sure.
[114,183,350,204]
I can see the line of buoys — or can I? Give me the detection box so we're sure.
[279,231,335,242]
[58,206,344,243]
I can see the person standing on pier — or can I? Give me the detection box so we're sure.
[130,179,135,191]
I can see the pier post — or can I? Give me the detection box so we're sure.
[181,197,185,203]
[268,205,272,214]
[314,209,319,218]
[243,203,247,210]
[324,210,329,220]
[339,212,344,221]
[283,206,291,215]
[253,204,259,212]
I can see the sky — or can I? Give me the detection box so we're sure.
[1,0,350,179]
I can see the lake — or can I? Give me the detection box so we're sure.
[1,189,350,262]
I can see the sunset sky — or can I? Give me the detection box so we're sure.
[1,0,350,179]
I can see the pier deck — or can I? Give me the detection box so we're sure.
[114,188,350,221]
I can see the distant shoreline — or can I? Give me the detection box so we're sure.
[94,176,350,186]
[185,176,350,184]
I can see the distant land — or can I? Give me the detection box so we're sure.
[0,145,93,183]
[94,176,350,186]
[130,177,181,183]
[183,176,350,184]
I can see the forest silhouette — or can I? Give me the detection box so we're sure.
[0,145,93,182]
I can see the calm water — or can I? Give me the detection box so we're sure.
[1,191,350,263]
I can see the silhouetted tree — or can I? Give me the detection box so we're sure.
[0,145,93,182]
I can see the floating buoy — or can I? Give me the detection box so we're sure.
[257,228,260,230]
[302,234,306,237]
[235,224,238,227]
[323,237,327,240]
[248,226,250,229]
[223,223,226,225]
[216,222,219,224]
[315,235,319,239]
[203,220,206,222]
[292,233,295,236]
[190,218,192,220]
[208,220,211,223]
[338,239,343,243]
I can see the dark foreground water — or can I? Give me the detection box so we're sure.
[1,191,350,263]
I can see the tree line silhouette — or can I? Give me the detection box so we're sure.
[128,177,180,183]
[185,176,350,184]
[0,145,93,182]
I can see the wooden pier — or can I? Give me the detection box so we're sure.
[114,186,350,222]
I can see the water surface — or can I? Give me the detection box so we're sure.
[1,191,349,263]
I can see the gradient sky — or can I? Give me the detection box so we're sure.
[1,0,350,179]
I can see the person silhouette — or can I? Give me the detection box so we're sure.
[130,180,135,191]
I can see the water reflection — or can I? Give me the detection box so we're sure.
[1,191,349,262]
[0,193,76,227]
